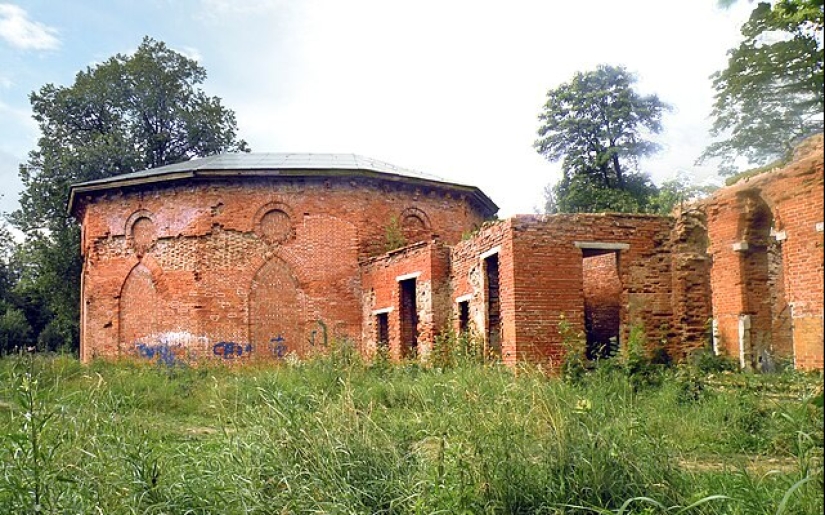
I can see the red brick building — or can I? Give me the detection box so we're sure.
[68,154,495,363]
[70,141,823,370]
[697,135,824,370]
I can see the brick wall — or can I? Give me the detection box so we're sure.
[508,214,676,366]
[449,221,516,363]
[77,176,486,363]
[700,134,824,370]
[360,241,451,360]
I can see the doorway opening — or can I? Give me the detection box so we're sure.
[484,253,501,356]
[399,278,418,357]
[582,249,621,360]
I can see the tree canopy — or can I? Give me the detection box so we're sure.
[534,65,669,213]
[701,0,824,174]
[8,37,249,352]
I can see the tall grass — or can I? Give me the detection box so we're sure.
[0,349,821,514]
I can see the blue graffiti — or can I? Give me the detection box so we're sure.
[136,344,185,367]
[212,341,254,359]
[271,335,287,358]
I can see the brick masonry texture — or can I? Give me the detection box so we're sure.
[74,137,824,370]
[697,134,824,370]
[76,176,487,363]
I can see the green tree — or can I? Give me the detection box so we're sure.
[10,37,249,351]
[534,65,669,213]
[701,0,824,174]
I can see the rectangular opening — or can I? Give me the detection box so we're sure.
[399,278,418,357]
[582,249,621,359]
[376,312,389,348]
[484,253,501,355]
[458,300,470,335]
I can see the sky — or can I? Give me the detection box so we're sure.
[0,0,756,219]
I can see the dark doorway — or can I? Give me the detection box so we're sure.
[376,312,389,348]
[458,300,470,335]
[582,250,621,360]
[484,254,501,356]
[399,278,418,357]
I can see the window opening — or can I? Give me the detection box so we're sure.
[376,312,389,348]
[458,300,470,335]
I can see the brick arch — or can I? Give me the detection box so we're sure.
[735,191,792,369]
[125,209,157,255]
[248,256,305,357]
[400,207,432,244]
[118,262,158,349]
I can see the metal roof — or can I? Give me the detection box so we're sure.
[68,152,498,216]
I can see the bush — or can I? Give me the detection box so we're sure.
[688,348,738,374]
[0,306,33,354]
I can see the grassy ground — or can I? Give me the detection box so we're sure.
[0,348,821,514]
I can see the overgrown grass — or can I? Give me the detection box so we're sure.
[0,350,821,514]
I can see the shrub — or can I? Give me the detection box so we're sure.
[0,306,33,354]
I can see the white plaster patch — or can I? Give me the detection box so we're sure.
[732,241,749,252]
[479,246,501,259]
[574,241,630,250]
[816,222,824,232]
[395,271,421,282]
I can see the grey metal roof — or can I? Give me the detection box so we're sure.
[68,152,498,216]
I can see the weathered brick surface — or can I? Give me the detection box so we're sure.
[506,215,676,365]
[698,134,824,370]
[449,221,516,363]
[75,138,823,371]
[360,241,451,360]
[77,176,486,363]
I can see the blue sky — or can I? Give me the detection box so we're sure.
[0,0,755,218]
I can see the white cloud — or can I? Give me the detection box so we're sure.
[174,45,203,63]
[198,0,286,20]
[0,3,59,50]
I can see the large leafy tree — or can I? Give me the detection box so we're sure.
[701,0,824,173]
[10,37,249,351]
[534,65,669,213]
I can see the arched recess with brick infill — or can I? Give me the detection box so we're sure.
[736,191,792,369]
[119,262,158,351]
[248,257,304,358]
[400,207,432,244]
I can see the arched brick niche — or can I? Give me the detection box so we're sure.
[119,263,158,347]
[125,210,157,256]
[400,207,432,244]
[248,257,304,358]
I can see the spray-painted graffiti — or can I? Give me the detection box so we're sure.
[136,343,187,367]
[212,341,254,359]
[308,320,328,348]
[133,333,290,362]
[271,335,288,358]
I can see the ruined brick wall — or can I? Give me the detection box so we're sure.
[449,221,516,363]
[360,241,451,360]
[77,176,486,364]
[507,214,676,365]
[670,208,713,357]
[700,134,824,370]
